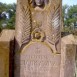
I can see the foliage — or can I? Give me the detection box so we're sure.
[62,4,77,34]
[0,2,16,31]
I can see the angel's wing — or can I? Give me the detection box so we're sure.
[46,1,61,45]
[52,6,61,43]
[15,0,32,49]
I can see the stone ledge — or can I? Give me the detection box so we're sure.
[0,29,15,42]
[61,34,76,45]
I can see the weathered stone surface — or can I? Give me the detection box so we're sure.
[15,0,62,77]
[15,0,62,53]
[20,42,61,77]
[60,34,76,77]
[0,29,15,41]
[0,29,15,77]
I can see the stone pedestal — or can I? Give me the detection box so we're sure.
[60,34,76,77]
[0,30,15,77]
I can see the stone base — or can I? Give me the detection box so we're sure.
[0,30,15,77]
[60,34,76,77]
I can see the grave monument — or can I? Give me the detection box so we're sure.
[15,0,62,77]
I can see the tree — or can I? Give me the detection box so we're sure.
[0,2,16,30]
[62,4,77,33]
[62,4,69,26]
[67,5,77,27]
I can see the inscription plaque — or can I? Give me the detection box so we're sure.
[21,42,61,77]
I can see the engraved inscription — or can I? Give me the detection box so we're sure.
[21,42,54,77]
[23,57,53,77]
[21,42,61,77]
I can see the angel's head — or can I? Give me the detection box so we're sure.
[32,0,49,8]
[35,0,44,6]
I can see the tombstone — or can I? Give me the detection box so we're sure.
[0,30,15,77]
[60,34,76,77]
[14,0,62,77]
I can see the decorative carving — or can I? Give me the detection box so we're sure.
[31,28,45,42]
[15,0,62,53]
[15,0,32,49]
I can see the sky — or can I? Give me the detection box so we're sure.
[0,0,17,4]
[63,0,77,5]
[0,0,77,5]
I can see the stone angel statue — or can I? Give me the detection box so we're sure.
[15,0,62,53]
